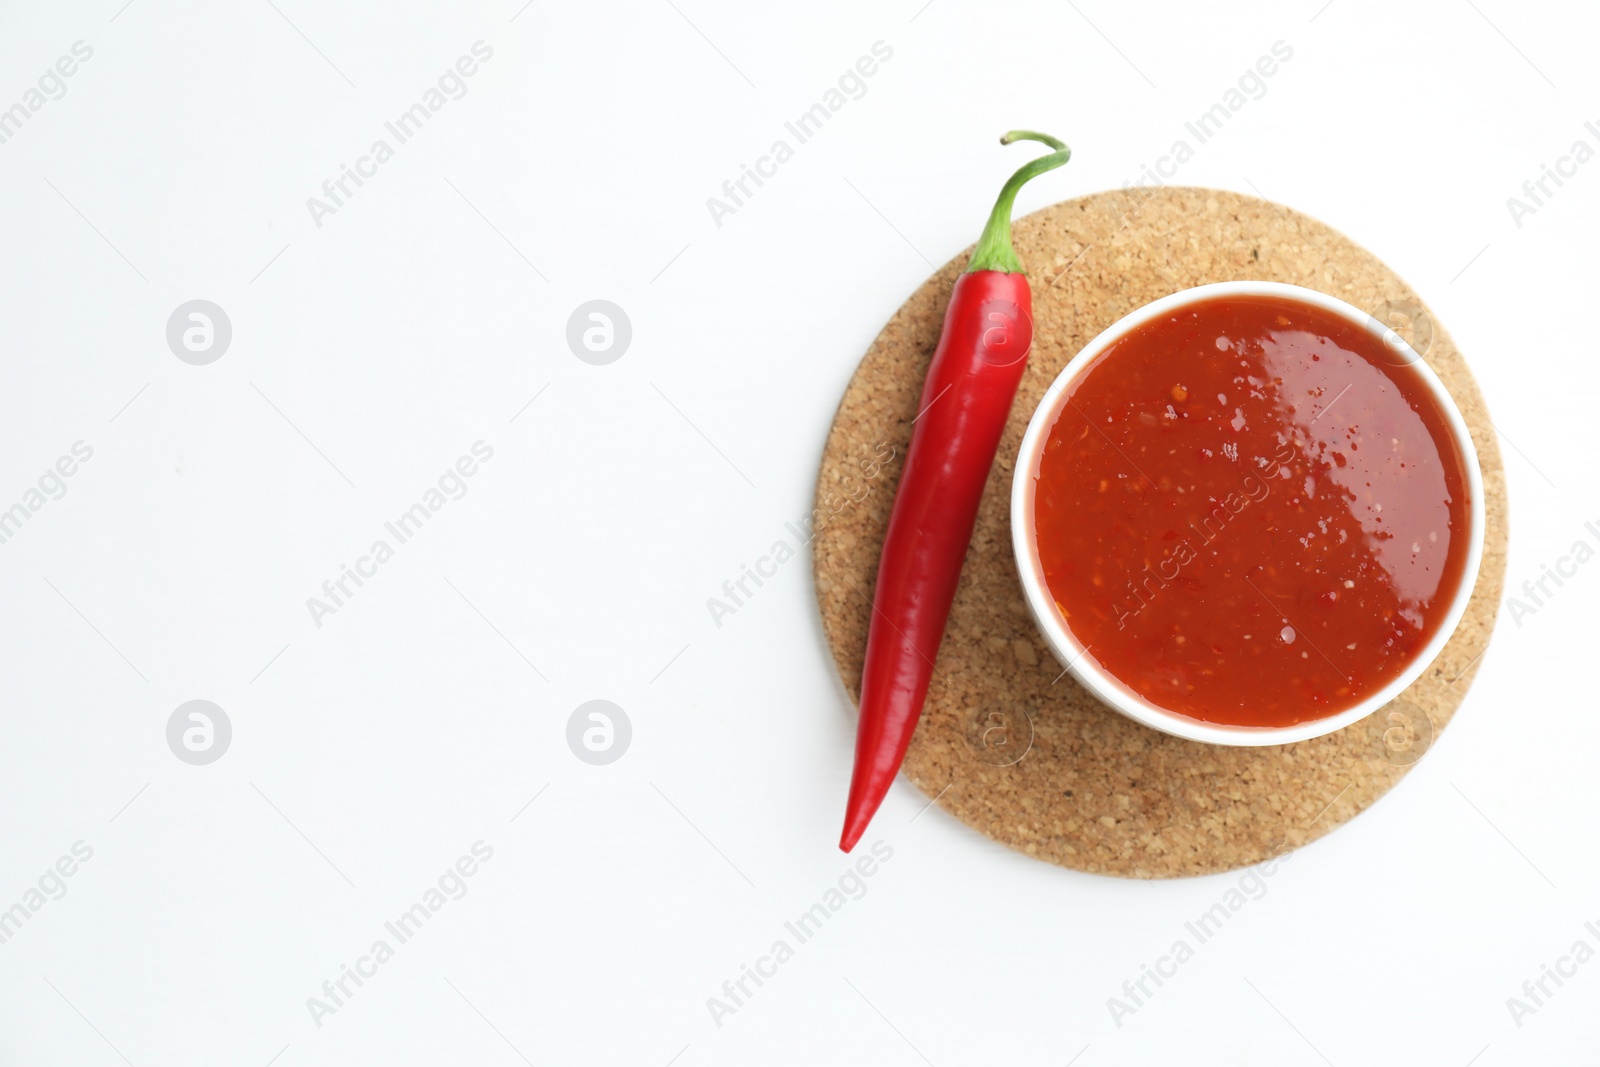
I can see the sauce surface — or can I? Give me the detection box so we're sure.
[1033,295,1472,727]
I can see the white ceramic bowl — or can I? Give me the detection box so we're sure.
[1010,281,1485,746]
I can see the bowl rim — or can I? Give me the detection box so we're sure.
[1009,280,1487,747]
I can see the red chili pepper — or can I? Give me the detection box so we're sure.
[839,131,1071,852]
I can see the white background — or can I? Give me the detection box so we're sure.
[0,0,1595,1064]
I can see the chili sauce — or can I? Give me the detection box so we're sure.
[1033,295,1472,727]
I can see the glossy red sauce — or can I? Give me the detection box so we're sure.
[1033,295,1472,727]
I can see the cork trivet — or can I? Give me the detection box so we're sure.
[814,186,1507,878]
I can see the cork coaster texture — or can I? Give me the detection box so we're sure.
[813,187,1508,878]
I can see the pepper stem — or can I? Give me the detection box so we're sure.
[965,131,1071,274]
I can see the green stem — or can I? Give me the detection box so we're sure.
[965,131,1071,274]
